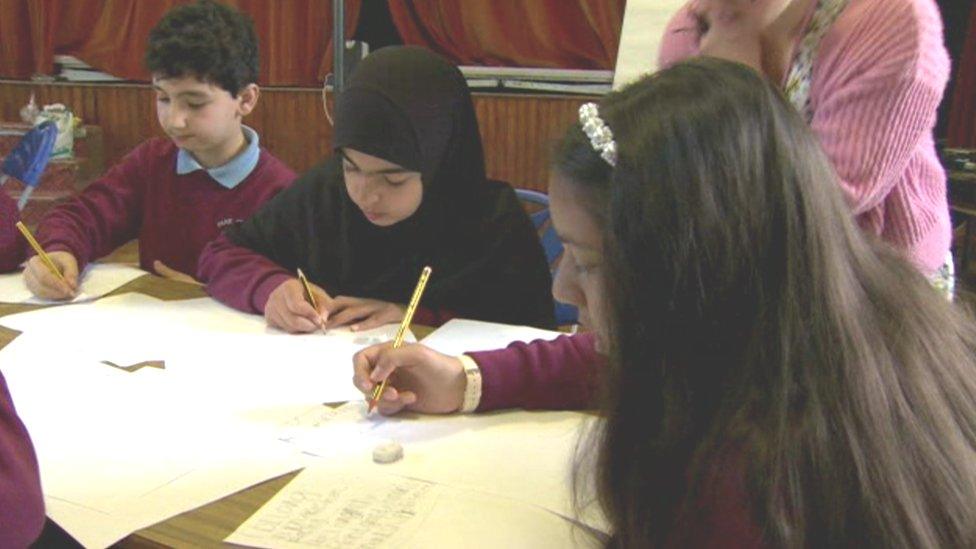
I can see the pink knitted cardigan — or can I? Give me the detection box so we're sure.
[659,0,952,275]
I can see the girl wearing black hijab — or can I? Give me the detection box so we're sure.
[197,46,556,332]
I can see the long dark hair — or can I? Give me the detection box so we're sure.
[557,57,976,547]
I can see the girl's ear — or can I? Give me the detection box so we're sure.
[237,84,260,117]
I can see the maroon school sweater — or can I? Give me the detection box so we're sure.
[0,371,44,547]
[468,334,765,547]
[34,138,294,276]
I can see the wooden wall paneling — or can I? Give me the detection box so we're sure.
[0,81,162,167]
[95,86,164,162]
[252,88,335,173]
[0,81,591,193]
[472,94,587,192]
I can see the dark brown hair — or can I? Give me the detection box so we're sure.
[556,57,976,547]
[145,0,259,96]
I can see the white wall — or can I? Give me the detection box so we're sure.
[613,0,688,89]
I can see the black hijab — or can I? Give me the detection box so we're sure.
[225,46,555,328]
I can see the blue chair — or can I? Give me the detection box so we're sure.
[0,121,59,210]
[515,188,578,325]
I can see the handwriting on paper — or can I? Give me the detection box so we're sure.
[236,474,437,548]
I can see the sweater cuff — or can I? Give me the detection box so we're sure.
[251,271,295,313]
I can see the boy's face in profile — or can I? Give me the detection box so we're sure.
[152,74,257,166]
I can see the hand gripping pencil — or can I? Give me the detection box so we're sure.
[16,221,68,286]
[368,266,432,413]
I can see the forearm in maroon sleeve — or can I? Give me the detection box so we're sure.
[197,232,294,313]
[0,372,45,547]
[469,332,602,412]
[35,146,146,271]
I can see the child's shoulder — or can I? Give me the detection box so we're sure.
[256,146,297,179]
[125,136,180,165]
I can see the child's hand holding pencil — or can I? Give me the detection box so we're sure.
[17,222,79,300]
[352,342,466,416]
[264,275,332,333]
[23,251,79,300]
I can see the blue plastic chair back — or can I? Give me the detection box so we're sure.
[1,121,58,189]
[515,188,578,325]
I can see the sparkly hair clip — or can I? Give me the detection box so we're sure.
[578,102,617,167]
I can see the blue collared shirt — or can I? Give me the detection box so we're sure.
[175,126,260,189]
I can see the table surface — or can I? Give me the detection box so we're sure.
[0,273,436,548]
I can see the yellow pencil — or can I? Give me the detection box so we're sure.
[15,221,68,286]
[369,266,432,413]
[296,268,327,334]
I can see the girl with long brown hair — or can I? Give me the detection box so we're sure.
[353,57,976,547]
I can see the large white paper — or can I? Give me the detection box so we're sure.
[1,332,305,548]
[0,295,413,546]
[420,318,564,356]
[44,457,304,549]
[275,401,607,532]
[225,465,602,549]
[0,295,599,546]
[0,295,409,408]
[0,263,146,304]
[44,497,132,549]
[0,333,303,517]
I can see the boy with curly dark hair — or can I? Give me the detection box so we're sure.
[21,0,294,299]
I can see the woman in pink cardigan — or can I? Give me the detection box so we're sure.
[659,0,954,294]
[354,59,976,546]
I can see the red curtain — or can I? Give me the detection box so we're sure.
[0,0,360,86]
[0,0,101,79]
[0,1,34,78]
[388,0,626,70]
[948,4,976,148]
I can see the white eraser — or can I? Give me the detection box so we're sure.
[372,439,404,464]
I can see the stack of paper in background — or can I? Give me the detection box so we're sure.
[53,55,125,82]
[460,66,612,95]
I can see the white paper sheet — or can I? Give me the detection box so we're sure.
[0,295,413,546]
[275,402,607,532]
[3,340,305,548]
[0,263,146,304]
[0,295,599,546]
[44,457,304,549]
[44,496,132,549]
[419,318,564,356]
[0,333,304,517]
[0,294,410,408]
[225,465,602,549]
